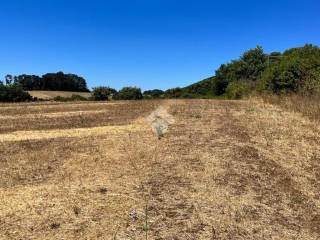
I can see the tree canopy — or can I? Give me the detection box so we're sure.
[8,72,89,92]
[143,89,164,98]
[0,83,33,102]
[115,87,143,100]
[181,44,320,98]
[91,86,117,101]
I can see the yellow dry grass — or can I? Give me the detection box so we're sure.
[0,99,319,239]
[0,110,113,120]
[0,124,142,142]
[28,91,91,100]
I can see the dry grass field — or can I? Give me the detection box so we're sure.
[28,91,91,100]
[0,99,319,239]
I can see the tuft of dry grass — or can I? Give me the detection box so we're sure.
[262,94,320,122]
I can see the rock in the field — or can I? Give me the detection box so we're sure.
[147,106,175,139]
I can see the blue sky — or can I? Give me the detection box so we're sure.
[0,0,319,90]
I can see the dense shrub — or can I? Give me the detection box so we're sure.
[301,70,320,95]
[0,84,33,102]
[183,77,215,96]
[91,86,117,101]
[115,87,143,100]
[259,44,320,94]
[164,87,184,98]
[214,46,268,96]
[259,59,302,93]
[53,94,88,102]
[225,81,253,99]
[143,89,164,99]
[191,44,320,98]
[179,92,198,99]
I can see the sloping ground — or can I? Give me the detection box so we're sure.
[28,91,91,100]
[0,99,319,239]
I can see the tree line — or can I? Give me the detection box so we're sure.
[1,44,320,102]
[4,72,89,92]
[162,44,320,99]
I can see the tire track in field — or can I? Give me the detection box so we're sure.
[214,106,320,238]
[132,101,208,239]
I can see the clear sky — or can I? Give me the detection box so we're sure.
[0,0,319,90]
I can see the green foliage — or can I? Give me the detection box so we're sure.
[115,87,143,100]
[160,76,223,99]
[0,84,33,102]
[5,74,14,85]
[41,72,89,92]
[183,77,215,96]
[164,87,203,98]
[178,92,198,99]
[259,44,320,94]
[164,87,184,98]
[91,86,117,101]
[143,89,164,99]
[190,44,320,99]
[11,72,89,92]
[225,81,253,99]
[301,70,320,95]
[259,58,302,93]
[214,46,267,96]
[53,94,88,102]
[240,46,268,81]
[13,75,42,90]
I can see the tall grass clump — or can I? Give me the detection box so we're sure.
[263,94,320,122]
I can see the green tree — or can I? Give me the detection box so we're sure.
[12,72,89,92]
[259,44,320,94]
[91,86,117,100]
[143,89,164,98]
[240,46,267,81]
[115,87,143,100]
[164,87,184,98]
[5,74,13,85]
[0,84,32,102]
[225,81,253,99]
[214,46,267,95]
[14,75,42,90]
[183,77,215,96]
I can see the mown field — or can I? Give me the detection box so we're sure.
[28,91,91,100]
[0,99,319,239]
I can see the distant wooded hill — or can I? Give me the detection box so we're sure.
[163,44,320,99]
